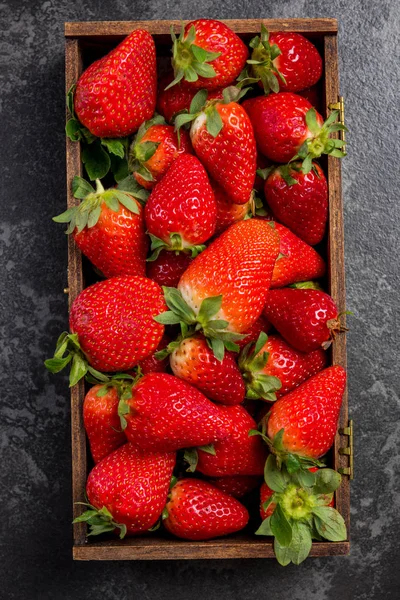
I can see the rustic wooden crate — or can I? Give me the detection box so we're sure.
[64,18,350,561]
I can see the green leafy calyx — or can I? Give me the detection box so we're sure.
[73,503,127,539]
[147,233,206,262]
[238,332,282,401]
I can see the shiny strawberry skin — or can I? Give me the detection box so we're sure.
[265,162,328,246]
[178,219,280,333]
[211,475,262,499]
[196,405,268,476]
[212,180,251,235]
[83,385,126,464]
[191,102,256,205]
[267,366,346,459]
[86,443,176,535]
[74,195,148,278]
[248,334,327,398]
[145,154,217,247]
[137,333,171,375]
[124,373,230,451]
[180,20,248,89]
[170,335,246,405]
[69,276,166,372]
[74,30,157,138]
[146,250,193,288]
[270,222,326,288]
[236,315,271,350]
[243,92,324,163]
[269,32,323,92]
[164,478,249,540]
[263,288,340,353]
[133,124,192,190]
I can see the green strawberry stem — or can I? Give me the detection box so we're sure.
[147,233,206,262]
[238,25,286,94]
[73,502,127,539]
[86,371,142,430]
[238,332,282,401]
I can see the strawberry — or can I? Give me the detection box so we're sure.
[45,276,166,383]
[168,20,248,90]
[195,405,268,476]
[157,73,224,123]
[137,333,171,375]
[122,373,230,452]
[211,475,261,499]
[269,222,326,288]
[53,177,148,278]
[74,444,175,537]
[145,154,217,259]
[240,332,327,401]
[163,478,249,540]
[169,334,246,405]
[236,315,271,350]
[212,180,252,235]
[263,162,328,246]
[243,92,346,170]
[129,116,192,190]
[298,84,322,113]
[244,27,322,94]
[146,250,193,288]
[74,30,157,138]
[263,288,347,353]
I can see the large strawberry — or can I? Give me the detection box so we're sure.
[163,478,249,540]
[129,116,192,190]
[121,373,230,452]
[53,177,148,278]
[155,219,280,360]
[243,92,346,170]
[74,30,157,138]
[263,161,328,246]
[146,250,193,288]
[239,332,327,400]
[45,276,166,383]
[169,334,246,405]
[168,20,248,90]
[145,154,217,259]
[74,444,175,537]
[263,288,347,352]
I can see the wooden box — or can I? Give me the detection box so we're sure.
[64,18,351,561]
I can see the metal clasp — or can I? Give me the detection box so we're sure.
[328,96,346,154]
[338,418,353,480]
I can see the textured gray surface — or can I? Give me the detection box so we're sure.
[1,0,399,598]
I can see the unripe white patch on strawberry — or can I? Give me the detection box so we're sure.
[190,112,207,143]
[178,280,229,324]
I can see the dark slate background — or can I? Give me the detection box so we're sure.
[1,0,399,598]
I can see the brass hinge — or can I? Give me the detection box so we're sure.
[338,419,353,479]
[328,95,346,154]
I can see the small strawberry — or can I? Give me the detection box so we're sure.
[145,154,217,259]
[169,334,246,405]
[236,315,271,350]
[146,250,193,288]
[53,177,148,278]
[239,332,327,401]
[74,30,157,138]
[74,444,176,537]
[269,222,326,288]
[163,478,249,540]
[243,92,347,170]
[129,115,192,190]
[168,20,248,90]
[263,162,328,246]
[212,180,252,235]
[45,276,166,383]
[211,475,262,499]
[263,288,348,353]
[122,373,230,452]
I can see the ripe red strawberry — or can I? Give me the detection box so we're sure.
[163,478,249,540]
[169,20,248,90]
[196,405,268,476]
[122,373,230,451]
[264,162,328,246]
[267,366,346,459]
[146,250,193,288]
[212,180,252,235]
[74,444,175,537]
[246,27,322,94]
[236,315,271,350]
[137,333,171,375]
[211,475,261,499]
[54,178,148,278]
[169,334,246,405]
[157,73,224,123]
[263,288,347,353]
[145,154,217,258]
[269,222,326,288]
[129,117,192,190]
[83,384,126,463]
[240,332,327,400]
[74,30,157,138]
[243,92,346,169]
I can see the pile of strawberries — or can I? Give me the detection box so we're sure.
[46,20,349,566]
